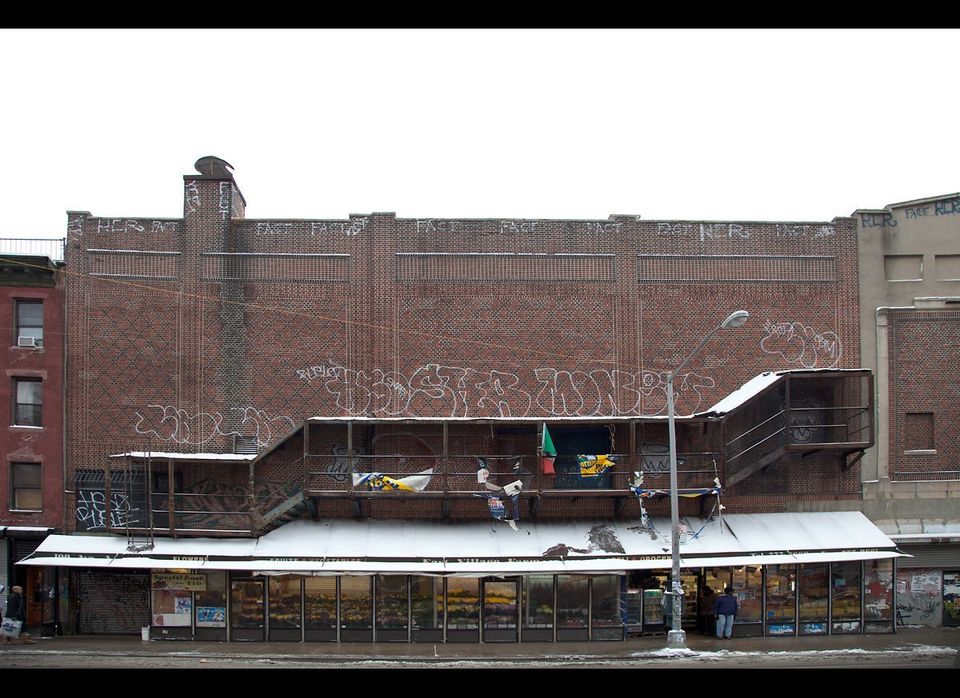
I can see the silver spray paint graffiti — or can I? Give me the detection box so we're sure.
[297,363,716,418]
[760,320,842,369]
[133,405,295,447]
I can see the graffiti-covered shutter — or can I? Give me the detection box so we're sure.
[77,570,150,634]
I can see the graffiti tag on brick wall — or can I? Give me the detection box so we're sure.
[760,320,842,369]
[309,218,368,237]
[775,224,836,239]
[219,182,231,220]
[68,214,84,243]
[499,220,540,235]
[76,490,136,529]
[133,405,295,447]
[416,219,460,235]
[184,181,201,215]
[298,362,714,417]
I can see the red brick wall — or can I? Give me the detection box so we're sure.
[888,309,960,481]
[62,171,862,530]
[0,275,64,529]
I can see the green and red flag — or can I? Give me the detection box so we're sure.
[541,424,557,475]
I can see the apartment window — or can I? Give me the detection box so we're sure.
[11,462,41,511]
[13,378,42,426]
[15,300,43,347]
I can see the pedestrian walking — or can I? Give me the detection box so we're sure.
[714,586,738,639]
[3,585,34,644]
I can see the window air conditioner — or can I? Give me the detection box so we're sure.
[17,336,40,348]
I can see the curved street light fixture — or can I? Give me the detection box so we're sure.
[665,309,749,649]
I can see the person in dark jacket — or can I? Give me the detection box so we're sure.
[4,585,33,644]
[713,586,738,639]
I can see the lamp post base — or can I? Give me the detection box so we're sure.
[666,629,687,649]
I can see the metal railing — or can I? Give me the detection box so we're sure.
[0,238,65,262]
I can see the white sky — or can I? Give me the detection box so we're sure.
[2,28,959,238]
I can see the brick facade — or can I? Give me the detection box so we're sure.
[62,164,864,533]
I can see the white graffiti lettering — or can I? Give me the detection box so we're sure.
[184,181,201,215]
[308,362,713,417]
[760,320,842,369]
[76,490,135,529]
[133,405,295,447]
[97,219,146,234]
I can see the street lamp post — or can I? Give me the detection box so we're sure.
[665,309,749,649]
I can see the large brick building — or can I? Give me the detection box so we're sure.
[21,158,901,641]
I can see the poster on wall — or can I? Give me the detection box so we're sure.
[197,607,227,628]
[943,571,960,627]
[896,568,942,627]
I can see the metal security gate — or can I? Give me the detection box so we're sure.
[77,570,150,634]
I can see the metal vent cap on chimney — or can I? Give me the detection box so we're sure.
[194,156,234,178]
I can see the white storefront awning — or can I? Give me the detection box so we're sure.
[18,511,902,575]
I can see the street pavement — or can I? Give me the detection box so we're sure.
[0,626,957,669]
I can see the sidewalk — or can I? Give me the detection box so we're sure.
[1,626,957,665]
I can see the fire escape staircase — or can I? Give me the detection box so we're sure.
[722,372,874,489]
[251,473,311,536]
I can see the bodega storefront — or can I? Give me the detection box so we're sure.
[18,512,902,641]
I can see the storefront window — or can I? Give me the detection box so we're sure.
[863,559,894,631]
[411,576,443,631]
[269,577,302,630]
[523,575,554,629]
[230,579,264,630]
[446,578,479,630]
[591,575,620,628]
[340,577,373,630]
[557,575,589,629]
[798,563,829,634]
[304,577,337,630]
[152,572,204,627]
[196,572,226,628]
[765,565,796,634]
[732,566,762,624]
[831,561,862,633]
[376,575,408,630]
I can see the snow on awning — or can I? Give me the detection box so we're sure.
[17,512,902,574]
[109,451,257,462]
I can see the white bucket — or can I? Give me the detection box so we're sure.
[141,627,150,641]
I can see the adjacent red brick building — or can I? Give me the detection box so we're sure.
[0,250,63,633]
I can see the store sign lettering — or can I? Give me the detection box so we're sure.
[151,573,207,591]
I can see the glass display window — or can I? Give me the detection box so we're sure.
[590,575,620,628]
[340,576,373,629]
[411,576,443,631]
[375,575,409,630]
[798,563,829,634]
[831,561,862,620]
[863,559,894,625]
[230,579,264,630]
[304,577,337,630]
[557,575,589,629]
[269,577,303,629]
[765,565,797,623]
[523,575,554,629]
[152,572,204,628]
[732,566,762,624]
[196,572,226,628]
[446,578,479,630]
